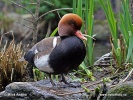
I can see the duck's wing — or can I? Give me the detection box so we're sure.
[23,36,61,64]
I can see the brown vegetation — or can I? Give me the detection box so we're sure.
[0,34,27,91]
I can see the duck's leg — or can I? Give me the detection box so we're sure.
[26,63,34,79]
[61,74,80,88]
[48,74,56,86]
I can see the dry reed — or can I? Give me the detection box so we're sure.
[0,35,27,91]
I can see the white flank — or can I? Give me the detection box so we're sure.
[53,37,57,48]
[34,49,38,54]
[34,55,53,73]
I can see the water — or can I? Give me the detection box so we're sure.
[94,42,111,61]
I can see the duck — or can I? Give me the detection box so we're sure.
[23,13,87,87]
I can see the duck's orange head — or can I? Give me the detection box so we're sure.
[58,13,87,40]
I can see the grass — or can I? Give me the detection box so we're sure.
[99,0,133,70]
[99,0,118,64]
[72,0,95,81]
[0,32,27,91]
[120,0,133,64]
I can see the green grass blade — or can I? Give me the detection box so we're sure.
[50,27,58,37]
[77,0,82,17]
[99,0,117,48]
[85,0,89,30]
[86,0,94,65]
[73,0,76,13]
[119,13,129,45]
[126,31,133,62]
[123,0,133,32]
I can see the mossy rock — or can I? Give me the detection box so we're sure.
[103,82,133,100]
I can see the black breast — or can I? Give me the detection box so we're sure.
[49,36,86,74]
[24,50,35,65]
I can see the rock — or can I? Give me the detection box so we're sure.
[94,52,115,67]
[0,80,89,100]
[103,82,133,100]
[93,52,116,79]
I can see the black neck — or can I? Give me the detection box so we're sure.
[60,36,70,40]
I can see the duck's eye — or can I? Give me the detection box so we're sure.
[71,23,75,27]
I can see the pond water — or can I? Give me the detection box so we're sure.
[94,42,111,61]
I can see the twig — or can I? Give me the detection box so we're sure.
[35,0,40,21]
[85,80,103,88]
[122,68,133,82]
[56,90,85,96]
[109,84,116,88]
[42,0,54,6]
[0,31,14,47]
[29,3,37,5]
[83,34,96,40]
[37,8,72,21]
[32,0,40,44]
[23,18,34,24]
[56,89,95,96]
[46,21,52,37]
[16,22,35,30]
[22,30,33,41]
[11,68,14,82]
[114,69,119,74]
[7,0,35,20]
[57,12,61,19]
[42,0,61,19]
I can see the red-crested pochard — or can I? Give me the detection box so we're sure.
[23,13,87,87]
